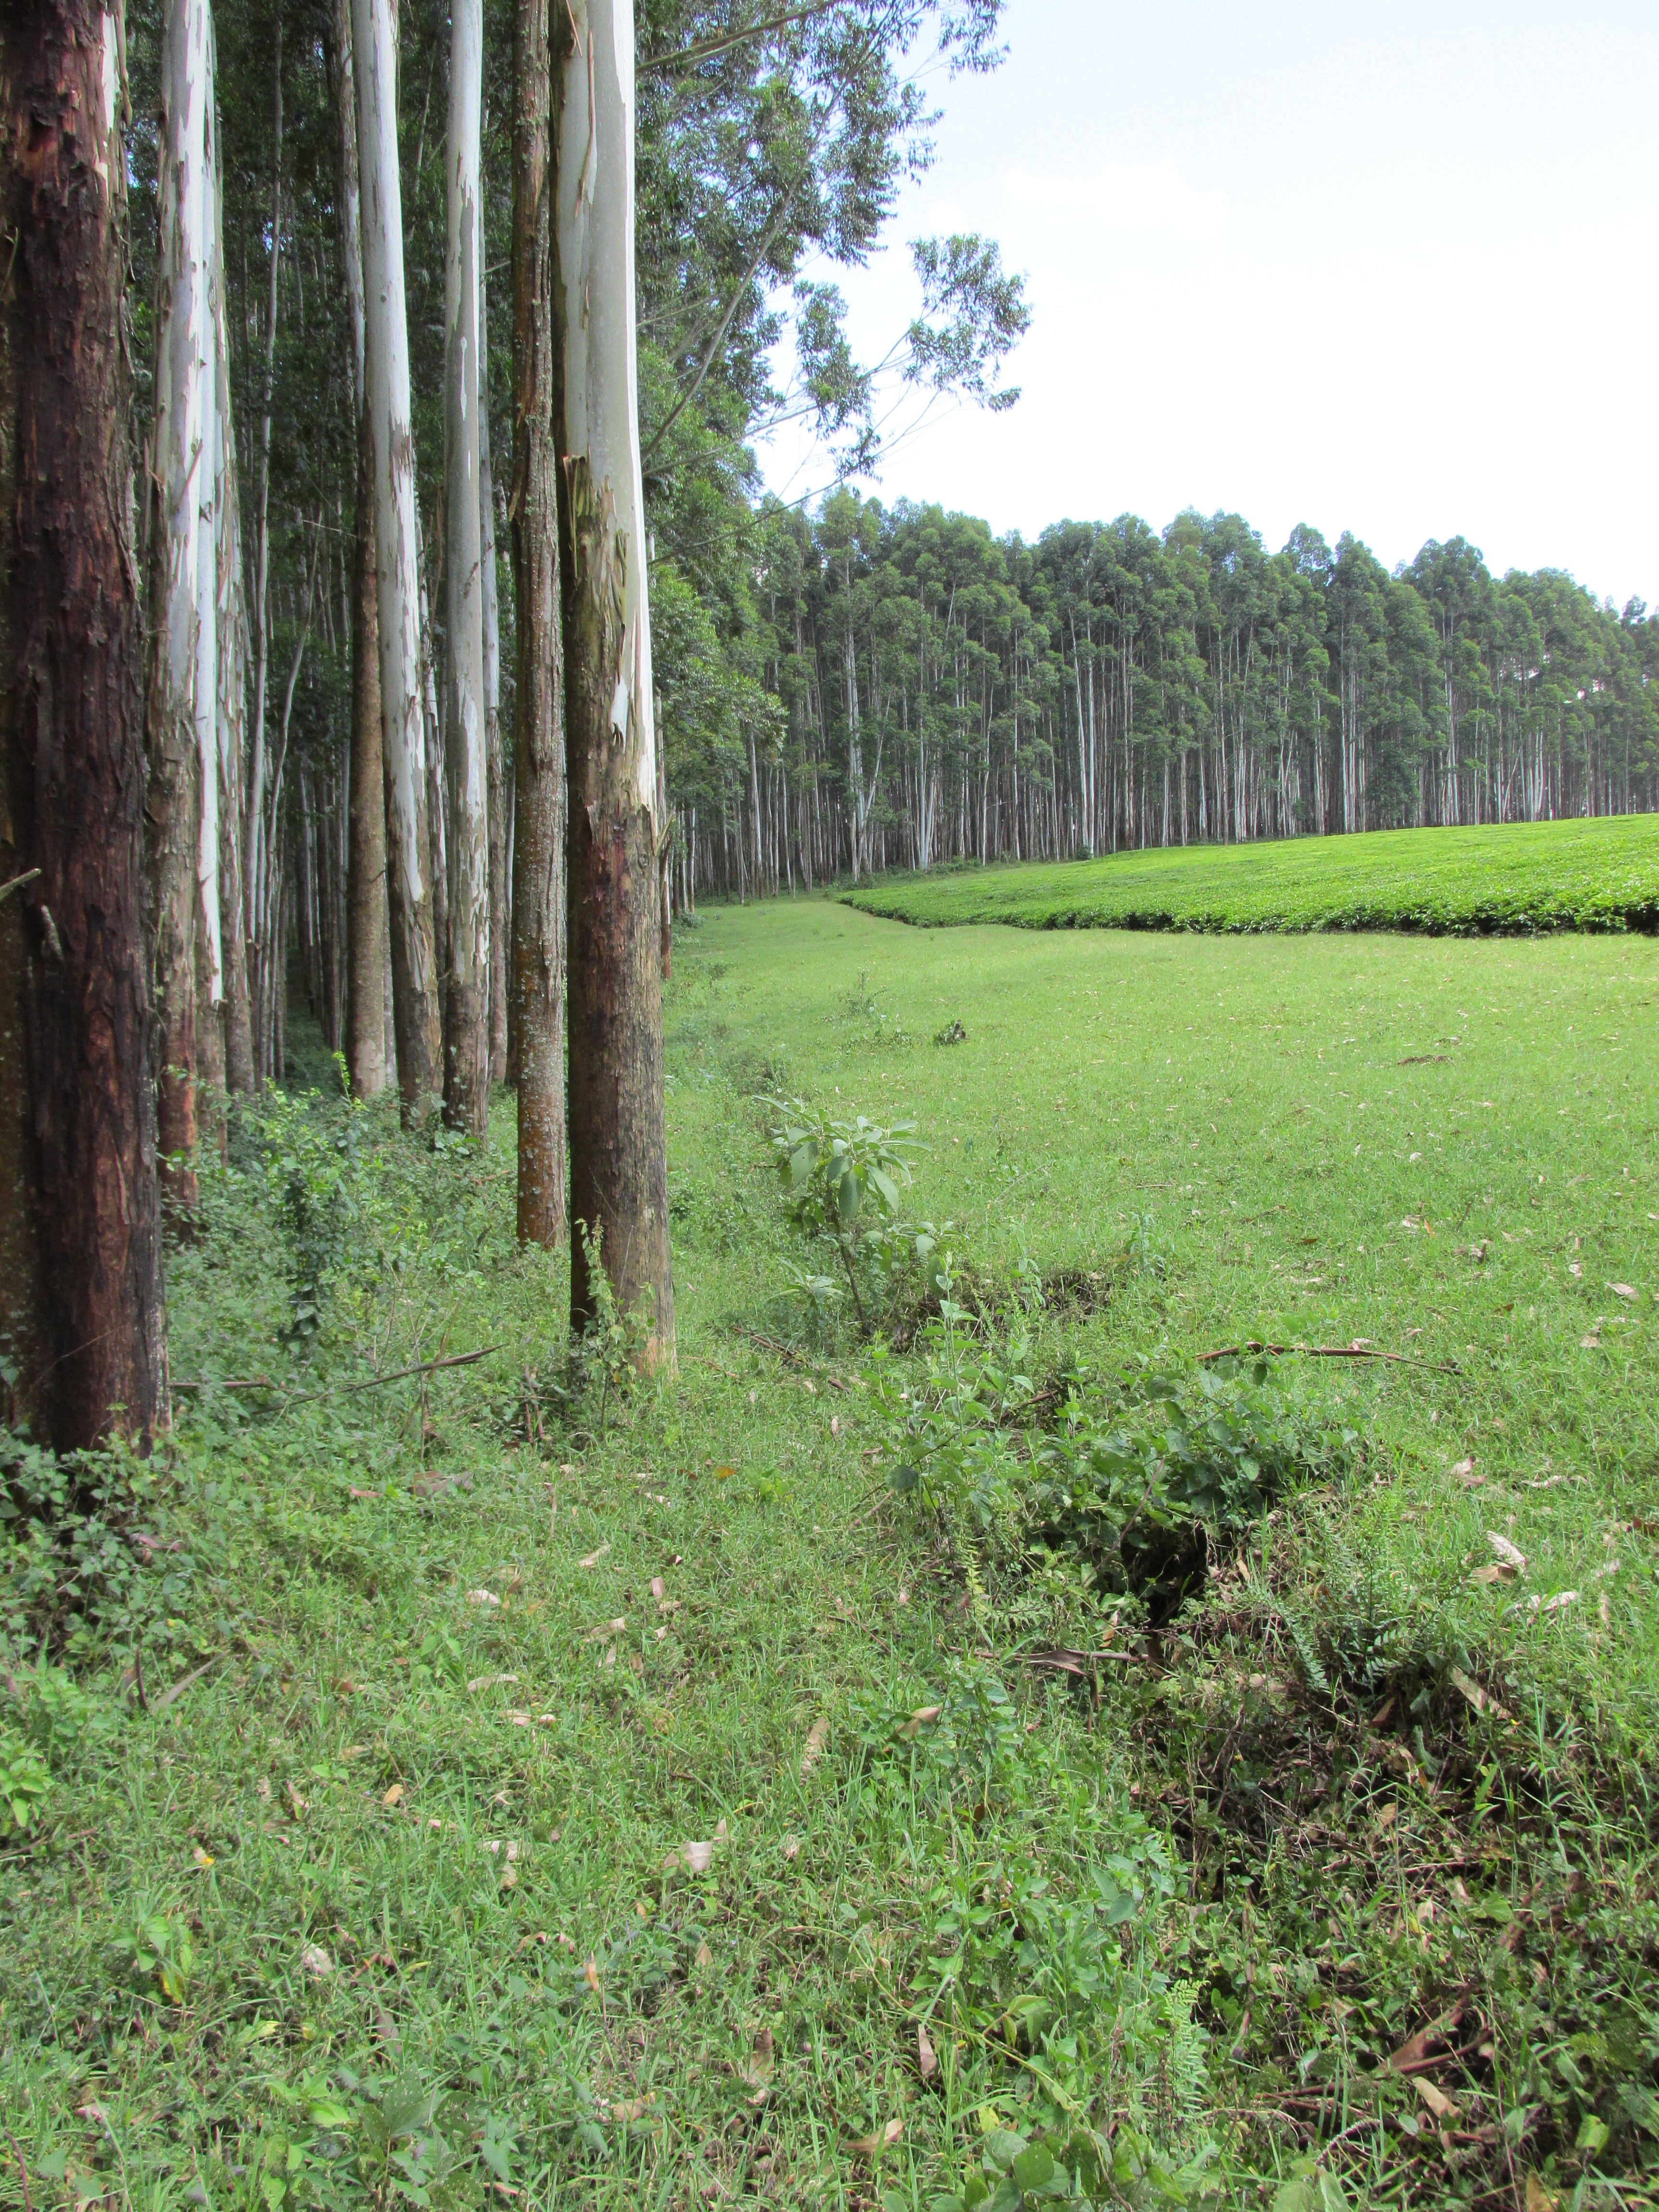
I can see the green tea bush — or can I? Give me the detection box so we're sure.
[843,816,1659,938]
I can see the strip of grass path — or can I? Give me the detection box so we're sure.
[841,815,1659,935]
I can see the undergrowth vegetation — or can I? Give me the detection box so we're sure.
[3,902,1658,2212]
[841,817,1659,938]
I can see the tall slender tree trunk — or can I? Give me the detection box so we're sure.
[210,107,254,1094]
[329,0,386,1099]
[480,290,509,1086]
[146,0,214,1214]
[510,0,566,1246]
[353,0,439,1117]
[556,0,673,1363]
[441,0,489,1139]
[244,21,280,1080]
[1,0,162,1448]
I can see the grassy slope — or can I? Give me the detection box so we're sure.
[840,817,1659,935]
[2,900,1657,2212]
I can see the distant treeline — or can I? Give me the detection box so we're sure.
[661,493,1659,909]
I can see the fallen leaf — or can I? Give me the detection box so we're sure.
[349,1485,375,1499]
[1451,1668,1513,1723]
[467,1588,501,1607]
[287,1781,310,1815]
[1540,1589,1579,1615]
[1375,1803,1397,1829]
[1610,1283,1636,1299]
[584,1956,601,1992]
[1469,1562,1515,1586]
[383,1783,405,1807]
[299,1943,333,1980]
[1568,1261,1583,1279]
[897,1704,943,1741]
[1487,1532,1527,1573]
[782,1834,800,1861]
[713,1464,734,1482]
[744,2025,775,2099]
[830,1415,841,1438]
[1450,1457,1476,1480]
[610,2093,656,2125]
[1526,2176,1556,2212]
[583,1617,627,1641]
[917,2023,938,2079]
[694,1941,713,1970]
[1581,1334,1601,1350]
[681,1839,714,1875]
[843,2117,902,2156]
[800,1715,830,1777]
[578,1543,611,1569]
[467,1672,519,1692]
[500,1864,517,1888]
[1414,2078,1457,2121]
[192,1845,214,1868]
[650,1575,665,1600]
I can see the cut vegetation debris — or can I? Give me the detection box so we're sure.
[3,899,1658,2212]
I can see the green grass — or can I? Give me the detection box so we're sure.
[3,899,1658,2212]
[841,816,1659,936]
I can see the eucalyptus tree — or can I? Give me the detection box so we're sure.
[440,0,490,1139]
[509,0,566,1248]
[1,0,162,1448]
[556,0,674,1364]
[146,0,216,1209]
[327,0,388,1100]
[352,0,440,1116]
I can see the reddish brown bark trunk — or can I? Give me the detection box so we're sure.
[1,0,163,1449]
[510,0,566,1247]
[563,465,673,1359]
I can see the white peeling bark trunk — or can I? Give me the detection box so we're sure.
[195,57,221,1018]
[352,0,439,1114]
[208,79,253,1093]
[148,0,214,1206]
[441,0,489,1138]
[557,0,673,1366]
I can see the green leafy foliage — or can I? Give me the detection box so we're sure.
[844,816,1659,936]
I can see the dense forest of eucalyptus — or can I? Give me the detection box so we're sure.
[109,0,1659,1051]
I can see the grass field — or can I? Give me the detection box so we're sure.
[840,817,1659,937]
[3,899,1658,2212]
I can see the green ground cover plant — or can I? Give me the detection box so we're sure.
[840,818,1659,938]
[2,900,1657,2211]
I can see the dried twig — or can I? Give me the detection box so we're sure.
[735,1325,852,1392]
[172,1345,503,1400]
[1197,1338,1461,1375]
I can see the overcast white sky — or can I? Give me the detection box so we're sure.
[752,0,1659,611]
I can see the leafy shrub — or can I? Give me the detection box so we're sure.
[766,1094,940,1334]
[884,1300,1352,1623]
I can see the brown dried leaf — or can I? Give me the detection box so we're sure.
[917,2024,938,2080]
[583,1955,601,1992]
[382,1783,405,1808]
[650,1576,665,1600]
[1451,1667,1513,1723]
[800,1716,830,1778]
[577,1543,610,1569]
[782,1834,800,1861]
[681,1839,714,1875]
[610,2093,655,2125]
[694,1941,712,1970]
[1487,1532,1527,1572]
[843,2117,902,2156]
[1414,2078,1457,2120]
[1469,1562,1515,1586]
